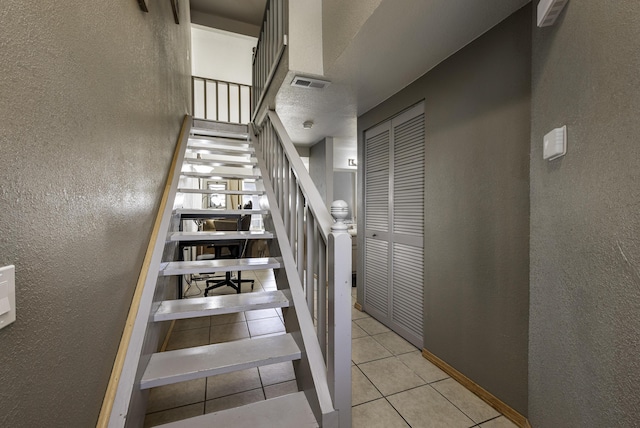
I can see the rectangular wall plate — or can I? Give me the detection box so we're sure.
[0,265,16,330]
[543,125,567,160]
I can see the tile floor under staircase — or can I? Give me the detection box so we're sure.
[144,269,518,428]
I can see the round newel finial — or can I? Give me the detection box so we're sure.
[331,200,349,232]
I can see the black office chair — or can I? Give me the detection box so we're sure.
[203,214,255,295]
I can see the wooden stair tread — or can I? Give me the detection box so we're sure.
[180,171,261,180]
[155,392,318,428]
[154,290,291,322]
[159,257,281,276]
[189,135,249,145]
[140,333,300,389]
[183,157,257,167]
[174,208,268,218]
[167,230,273,241]
[190,128,248,140]
[176,188,265,195]
[187,143,254,154]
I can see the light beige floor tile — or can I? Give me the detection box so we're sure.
[388,385,475,428]
[352,306,371,320]
[204,388,265,414]
[247,317,285,336]
[245,307,280,320]
[372,331,418,355]
[210,312,246,326]
[173,316,210,332]
[359,357,425,396]
[398,351,449,383]
[355,317,390,335]
[144,402,204,428]
[264,380,299,399]
[206,368,262,399]
[352,336,393,364]
[166,326,210,351]
[352,398,409,428]
[146,378,206,413]
[480,416,519,428]
[209,321,249,344]
[352,366,382,405]
[431,378,499,423]
[352,321,368,339]
[258,361,295,386]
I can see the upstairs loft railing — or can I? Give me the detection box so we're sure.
[252,0,287,119]
[192,76,252,124]
[253,110,352,428]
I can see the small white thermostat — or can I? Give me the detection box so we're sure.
[543,125,567,161]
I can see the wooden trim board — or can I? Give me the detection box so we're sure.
[354,302,363,311]
[96,115,190,428]
[421,348,532,428]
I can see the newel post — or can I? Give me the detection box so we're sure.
[328,200,352,428]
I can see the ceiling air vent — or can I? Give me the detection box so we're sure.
[291,75,331,90]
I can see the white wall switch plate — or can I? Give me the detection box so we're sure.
[0,265,16,330]
[543,125,567,160]
[537,0,569,27]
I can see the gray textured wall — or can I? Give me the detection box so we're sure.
[309,137,334,206]
[0,1,191,427]
[358,6,531,414]
[529,1,640,426]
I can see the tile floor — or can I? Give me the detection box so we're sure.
[144,269,518,428]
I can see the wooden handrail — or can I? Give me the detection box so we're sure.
[96,115,192,428]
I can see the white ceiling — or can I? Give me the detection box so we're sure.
[191,0,531,147]
[190,0,267,26]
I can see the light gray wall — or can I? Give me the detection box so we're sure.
[309,137,334,206]
[0,1,191,427]
[358,6,531,414]
[529,1,640,426]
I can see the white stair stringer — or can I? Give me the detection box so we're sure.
[140,333,301,389]
[156,392,318,428]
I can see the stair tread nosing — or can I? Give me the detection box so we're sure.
[154,289,291,322]
[156,392,318,428]
[159,257,281,276]
[167,230,273,241]
[140,333,300,389]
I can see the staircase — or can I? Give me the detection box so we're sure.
[100,117,351,428]
[145,120,318,426]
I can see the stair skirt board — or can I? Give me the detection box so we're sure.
[155,392,318,428]
[154,289,291,322]
[140,333,301,389]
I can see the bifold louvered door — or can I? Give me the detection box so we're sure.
[364,103,424,348]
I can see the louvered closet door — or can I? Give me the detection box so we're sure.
[364,121,391,317]
[363,103,424,348]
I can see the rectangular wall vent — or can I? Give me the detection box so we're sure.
[291,75,331,90]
